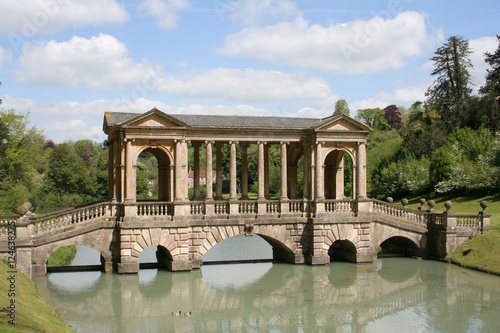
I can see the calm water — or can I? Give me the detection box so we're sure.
[34,237,500,333]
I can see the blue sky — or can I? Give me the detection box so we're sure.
[0,0,498,142]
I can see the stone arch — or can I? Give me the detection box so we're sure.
[37,236,112,269]
[323,148,355,199]
[328,239,357,262]
[375,223,424,258]
[321,223,372,263]
[192,224,299,265]
[134,145,174,201]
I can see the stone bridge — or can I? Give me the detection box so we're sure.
[0,109,491,277]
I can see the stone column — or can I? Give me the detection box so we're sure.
[174,139,183,201]
[264,144,270,199]
[193,142,201,200]
[215,143,223,200]
[205,141,214,215]
[280,141,289,214]
[240,142,249,200]
[229,141,239,214]
[356,142,367,198]
[229,141,238,200]
[257,141,267,214]
[119,133,125,203]
[205,141,214,200]
[335,155,344,199]
[257,141,266,200]
[315,141,325,214]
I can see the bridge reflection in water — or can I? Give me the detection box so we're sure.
[34,258,500,333]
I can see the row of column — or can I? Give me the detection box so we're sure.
[186,140,367,202]
[189,141,290,201]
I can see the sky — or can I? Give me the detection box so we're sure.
[0,0,498,143]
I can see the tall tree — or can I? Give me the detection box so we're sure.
[334,99,350,116]
[477,35,500,131]
[425,36,473,131]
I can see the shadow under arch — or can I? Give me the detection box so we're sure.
[138,245,173,271]
[378,236,420,258]
[328,239,357,263]
[202,234,273,264]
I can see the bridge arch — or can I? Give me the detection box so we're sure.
[374,223,426,258]
[328,239,357,262]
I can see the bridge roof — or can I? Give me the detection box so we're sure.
[104,108,372,134]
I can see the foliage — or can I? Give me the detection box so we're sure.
[425,35,473,131]
[334,99,350,116]
[383,105,403,129]
[356,108,390,131]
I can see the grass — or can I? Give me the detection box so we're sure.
[0,259,75,333]
[398,193,500,275]
[47,246,77,267]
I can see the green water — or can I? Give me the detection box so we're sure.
[34,257,500,333]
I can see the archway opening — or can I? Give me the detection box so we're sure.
[203,234,272,264]
[136,147,172,202]
[139,245,173,270]
[324,150,354,199]
[328,240,357,262]
[47,245,105,272]
[378,236,420,258]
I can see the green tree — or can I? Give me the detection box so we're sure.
[356,108,390,130]
[0,110,46,214]
[477,35,500,131]
[425,35,473,131]
[334,99,350,116]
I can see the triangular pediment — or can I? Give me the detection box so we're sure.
[122,108,188,129]
[314,114,372,132]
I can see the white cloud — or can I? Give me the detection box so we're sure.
[469,36,498,90]
[222,0,300,26]
[0,0,129,35]
[16,34,163,90]
[156,68,332,102]
[218,11,443,74]
[0,47,13,68]
[138,0,190,30]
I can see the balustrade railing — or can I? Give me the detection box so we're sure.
[239,201,257,214]
[0,216,16,237]
[136,202,173,216]
[266,201,280,214]
[372,200,427,225]
[214,202,229,215]
[190,201,205,215]
[32,202,113,233]
[289,199,304,214]
[456,215,480,228]
[324,200,355,215]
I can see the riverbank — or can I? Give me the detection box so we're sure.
[405,193,500,275]
[0,259,75,333]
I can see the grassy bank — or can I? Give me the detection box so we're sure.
[47,245,77,267]
[0,259,75,333]
[403,193,500,275]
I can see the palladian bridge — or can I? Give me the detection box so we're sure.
[0,108,491,278]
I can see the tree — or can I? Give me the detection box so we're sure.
[334,99,350,116]
[425,36,473,131]
[383,105,403,129]
[477,35,500,131]
[356,108,389,130]
[0,110,46,214]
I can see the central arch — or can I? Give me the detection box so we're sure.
[324,149,354,199]
[135,146,173,202]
